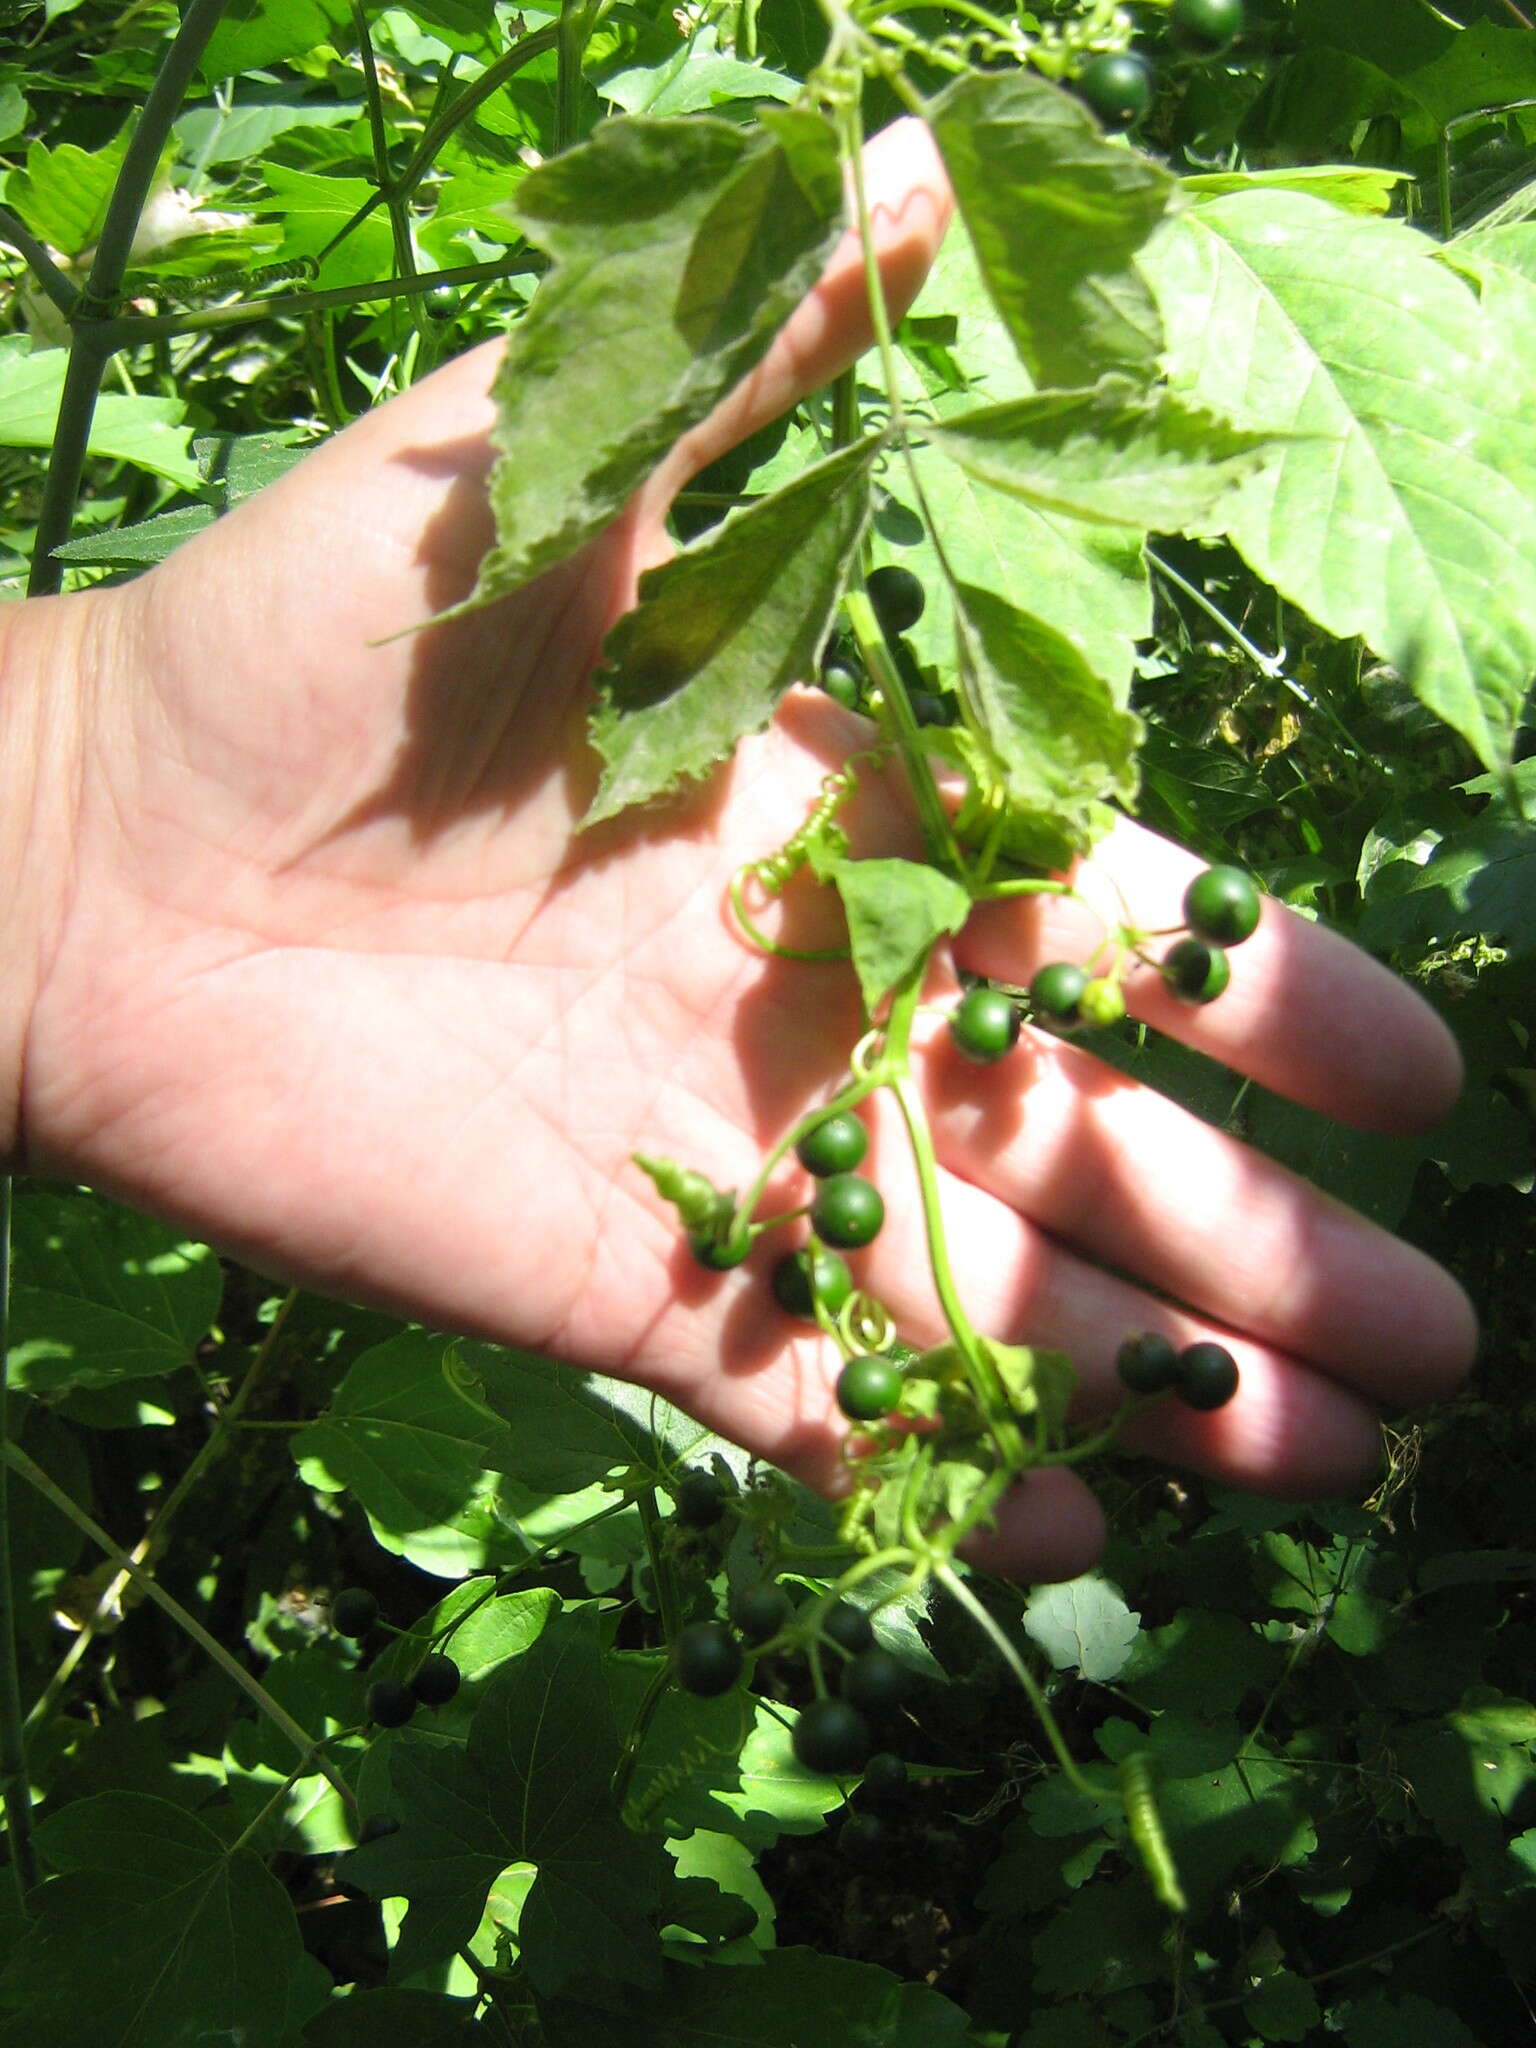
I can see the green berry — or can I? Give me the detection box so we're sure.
[674,1620,744,1696]
[1183,865,1261,947]
[1030,961,1091,1028]
[410,1653,462,1707]
[909,690,958,727]
[860,1751,909,1804]
[867,564,926,636]
[811,1174,885,1251]
[1171,0,1243,53]
[1077,977,1127,1029]
[821,659,862,712]
[366,1678,416,1729]
[1078,51,1155,130]
[772,1247,854,1321]
[836,1354,904,1423]
[844,1646,907,1717]
[674,1470,729,1529]
[839,1811,888,1865]
[821,1601,876,1656]
[1176,1342,1240,1411]
[1161,938,1231,1004]
[421,282,461,321]
[949,985,1022,1063]
[331,1587,379,1638]
[733,1583,793,1644]
[1116,1331,1181,1395]
[793,1696,872,1775]
[796,1112,869,1178]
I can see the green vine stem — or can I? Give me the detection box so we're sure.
[25,1290,300,1733]
[0,1178,38,1905]
[0,208,78,316]
[936,1561,1101,1800]
[28,0,230,596]
[2,1442,358,1814]
[351,0,418,323]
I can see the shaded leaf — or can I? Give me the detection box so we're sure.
[471,108,842,600]
[586,436,877,822]
[928,375,1277,531]
[1023,1574,1140,1683]
[830,857,971,1016]
[928,69,1173,387]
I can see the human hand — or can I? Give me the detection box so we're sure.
[7,119,1474,1579]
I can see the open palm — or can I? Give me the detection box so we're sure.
[21,123,1474,1578]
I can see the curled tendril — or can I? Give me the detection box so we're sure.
[840,1291,895,1356]
[727,764,865,961]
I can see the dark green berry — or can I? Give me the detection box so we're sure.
[331,1587,379,1638]
[1116,1331,1181,1395]
[1183,865,1261,947]
[839,1811,888,1865]
[1078,51,1155,131]
[1171,0,1243,53]
[909,690,958,727]
[1030,961,1091,1028]
[867,564,926,636]
[410,1653,462,1707]
[674,1620,744,1696]
[821,1601,876,1656]
[836,1354,905,1423]
[421,282,461,321]
[949,985,1022,1064]
[1176,1341,1240,1411]
[796,1112,869,1178]
[674,1470,729,1529]
[811,1174,885,1250]
[732,1582,793,1644]
[860,1751,909,1804]
[366,1678,417,1729]
[1162,938,1231,1004]
[793,1696,872,1775]
[844,1646,907,1717]
[772,1247,854,1321]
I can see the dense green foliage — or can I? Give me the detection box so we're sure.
[2,1,1535,2043]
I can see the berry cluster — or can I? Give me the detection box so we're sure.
[1076,0,1245,132]
[672,1587,907,1781]
[329,1586,465,1729]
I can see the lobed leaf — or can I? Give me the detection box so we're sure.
[830,857,971,1016]
[469,107,843,603]
[585,436,878,822]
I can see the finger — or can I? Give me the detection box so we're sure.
[911,1014,1478,1406]
[646,116,953,498]
[842,1128,1395,1501]
[958,812,1464,1135]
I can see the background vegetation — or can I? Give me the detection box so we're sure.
[1,0,1533,2041]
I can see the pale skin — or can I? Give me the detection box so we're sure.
[1,121,1475,1579]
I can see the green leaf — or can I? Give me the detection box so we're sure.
[927,376,1277,532]
[585,435,877,822]
[1244,1969,1322,2043]
[518,1819,668,1995]
[928,69,1173,388]
[538,1945,973,2048]
[0,1791,330,2046]
[50,506,217,568]
[469,108,842,601]
[0,338,200,488]
[200,0,354,82]
[1182,164,1408,216]
[4,130,129,257]
[1023,1574,1140,1683]
[339,1734,518,1903]
[597,23,801,116]
[470,1605,622,1855]
[174,91,361,167]
[953,579,1141,861]
[7,1186,220,1395]
[302,1991,483,2045]
[258,162,396,288]
[1339,1993,1488,2048]
[1144,188,1536,773]
[829,857,971,1016]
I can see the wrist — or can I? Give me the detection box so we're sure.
[0,591,98,1168]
